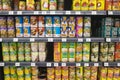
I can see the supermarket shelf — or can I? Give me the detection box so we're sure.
[108,11,120,15]
[0,38,119,42]
[0,11,106,15]
[0,62,119,67]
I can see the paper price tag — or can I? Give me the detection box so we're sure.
[117,63,120,66]
[30,38,35,42]
[15,63,20,66]
[48,38,53,42]
[66,11,71,14]
[78,38,83,42]
[50,11,55,14]
[31,63,36,66]
[76,63,81,66]
[84,63,89,66]
[62,38,67,42]
[47,63,51,67]
[42,11,47,14]
[94,63,99,66]
[0,38,2,42]
[54,63,58,67]
[0,63,4,66]
[34,11,39,14]
[17,11,22,15]
[86,38,91,42]
[104,63,109,66]
[9,11,14,15]
[62,63,66,66]
[75,11,81,14]
[108,11,113,15]
[92,11,97,15]
[106,38,111,42]
[13,38,18,42]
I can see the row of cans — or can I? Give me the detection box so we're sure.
[0,16,91,37]
[54,42,120,62]
[2,42,47,62]
[0,0,64,11]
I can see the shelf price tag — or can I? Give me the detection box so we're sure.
[86,38,91,42]
[9,11,14,15]
[0,62,4,66]
[0,38,2,42]
[92,11,97,15]
[78,38,83,42]
[104,63,109,66]
[47,63,51,67]
[13,38,18,42]
[34,11,39,14]
[94,63,99,66]
[106,38,111,42]
[108,11,113,15]
[50,11,55,14]
[17,11,22,15]
[62,63,66,66]
[31,63,36,66]
[42,11,47,15]
[117,63,120,66]
[15,62,20,66]
[62,38,67,42]
[30,38,35,42]
[76,63,81,66]
[75,11,81,14]
[54,63,58,67]
[48,38,53,42]
[66,11,71,14]
[84,63,89,66]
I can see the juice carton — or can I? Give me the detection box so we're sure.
[91,67,98,80]
[83,43,90,62]
[112,0,119,10]
[100,43,108,62]
[76,17,83,37]
[54,42,61,62]
[91,43,99,62]
[108,43,115,62]
[23,16,30,27]
[41,0,49,10]
[68,16,75,37]
[69,67,75,80]
[68,43,75,62]
[113,68,120,80]
[105,0,112,10]
[53,16,61,37]
[61,16,68,37]
[30,16,37,27]
[76,43,83,62]
[49,0,57,10]
[76,67,83,80]
[45,16,53,37]
[115,43,120,61]
[61,43,68,62]
[26,0,35,10]
[72,0,81,10]
[81,0,88,10]
[88,0,97,10]
[97,0,105,10]
[100,67,107,80]
[84,67,90,80]
[15,16,23,27]
[107,68,114,80]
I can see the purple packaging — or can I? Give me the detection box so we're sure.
[76,17,83,37]
[0,17,7,28]
[7,17,14,28]
[8,28,15,37]
[1,28,7,37]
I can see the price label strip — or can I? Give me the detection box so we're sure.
[62,63,66,66]
[15,62,20,66]
[31,63,36,66]
[0,62,4,66]
[47,63,51,67]
[30,38,35,42]
[106,38,111,42]
[66,11,71,15]
[54,63,58,67]
[104,63,109,66]
[78,38,83,42]
[117,63,120,66]
[76,63,81,66]
[84,63,89,66]
[17,11,22,15]
[86,38,91,42]
[48,38,53,42]
[13,38,18,42]
[62,38,67,42]
[75,11,81,15]
[9,11,14,15]
[92,11,97,15]
[34,11,39,15]
[42,11,47,15]
[94,63,99,66]
[0,38,2,42]
[108,11,113,15]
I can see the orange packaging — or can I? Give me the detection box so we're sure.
[112,0,119,10]
[88,0,97,10]
[54,42,61,62]
[105,0,112,10]
[115,43,120,61]
[97,0,105,10]
[81,0,88,10]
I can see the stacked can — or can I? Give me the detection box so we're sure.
[38,16,45,37]
[32,67,39,80]
[7,17,15,37]
[24,16,31,37]
[55,67,61,80]
[17,67,24,80]
[47,68,55,80]
[0,17,7,37]
[4,67,11,80]
[2,43,9,61]
[58,0,64,10]
[18,43,25,61]
[25,67,32,80]
[15,16,23,37]
[9,43,17,62]
[10,67,17,80]
[24,43,31,61]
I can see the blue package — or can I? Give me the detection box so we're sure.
[23,16,30,27]
[16,27,23,37]
[24,27,30,37]
[15,16,23,27]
